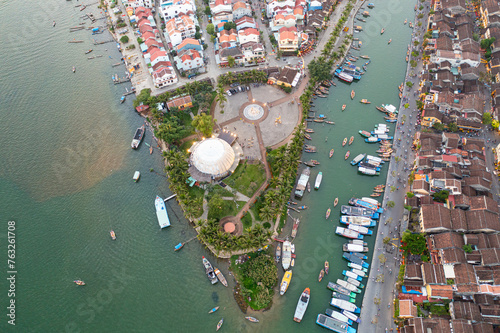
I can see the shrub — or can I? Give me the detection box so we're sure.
[263,222,271,229]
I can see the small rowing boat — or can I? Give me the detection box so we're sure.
[325,261,329,275]
[388,39,392,44]
[334,197,339,207]
[246,316,259,323]
[214,268,228,287]
[326,208,331,219]
[342,104,346,111]
[110,230,116,240]
[404,18,407,24]
[359,55,370,59]
[329,149,334,158]
[209,307,219,314]
[74,280,85,286]
[350,90,355,99]
[318,269,325,282]
[305,134,312,140]
[216,318,224,331]
[360,99,371,104]
[349,136,354,145]
[370,193,381,197]
[345,151,350,160]
[342,138,347,146]
[380,28,385,34]
[305,129,314,133]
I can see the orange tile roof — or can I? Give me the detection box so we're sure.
[429,284,453,299]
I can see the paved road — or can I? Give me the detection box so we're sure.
[358,3,430,332]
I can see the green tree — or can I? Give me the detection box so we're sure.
[463,244,473,253]
[308,58,331,82]
[416,100,424,110]
[492,119,500,130]
[387,201,395,208]
[414,40,420,46]
[383,236,391,244]
[433,122,445,132]
[480,37,496,50]
[406,81,414,88]
[137,37,143,44]
[120,35,129,44]
[206,23,215,36]
[379,254,387,264]
[208,194,224,219]
[192,112,214,137]
[155,115,189,144]
[195,32,201,39]
[227,56,236,68]
[204,6,211,16]
[410,60,417,68]
[483,112,493,125]
[448,122,458,132]
[401,231,427,255]
[224,22,236,31]
[433,190,449,203]
[406,192,415,198]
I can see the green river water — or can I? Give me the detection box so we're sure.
[0,0,415,331]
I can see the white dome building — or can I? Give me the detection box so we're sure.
[190,138,236,177]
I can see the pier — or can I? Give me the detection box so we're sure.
[113,77,131,84]
[164,194,177,202]
[93,39,115,45]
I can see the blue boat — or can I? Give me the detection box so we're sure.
[386,119,397,123]
[343,253,369,268]
[174,243,184,251]
[365,137,381,143]
[348,198,379,211]
[335,68,361,80]
[358,162,380,172]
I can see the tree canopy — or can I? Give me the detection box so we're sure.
[483,112,493,125]
[308,58,331,82]
[433,190,449,203]
[206,23,215,36]
[401,231,427,255]
[448,122,458,132]
[156,115,190,144]
[192,112,214,137]
[224,22,236,31]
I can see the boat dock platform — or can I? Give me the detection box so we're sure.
[122,90,136,96]
[113,77,131,84]
[93,39,115,45]
[164,194,177,202]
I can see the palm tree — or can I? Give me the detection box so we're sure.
[259,205,273,222]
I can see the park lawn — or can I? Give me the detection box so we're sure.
[207,199,238,221]
[241,212,253,229]
[187,185,205,218]
[206,185,235,201]
[225,162,266,197]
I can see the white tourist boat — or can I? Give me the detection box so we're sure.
[282,241,292,270]
[351,268,366,277]
[330,298,361,313]
[342,310,361,323]
[336,279,360,293]
[293,287,311,322]
[336,227,363,239]
[155,196,171,228]
[342,243,368,253]
[314,172,323,190]
[347,224,372,235]
[340,216,376,227]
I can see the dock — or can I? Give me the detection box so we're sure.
[122,89,136,96]
[68,40,84,43]
[113,77,131,84]
[94,39,115,45]
[164,194,177,202]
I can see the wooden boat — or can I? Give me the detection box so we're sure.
[404,18,407,24]
[342,104,346,111]
[216,318,224,331]
[388,39,392,44]
[209,307,219,313]
[325,121,335,125]
[380,28,385,34]
[345,151,350,160]
[359,130,371,138]
[370,193,381,197]
[360,99,371,104]
[325,261,329,275]
[374,189,384,193]
[342,138,347,146]
[409,22,413,28]
[329,149,334,158]
[305,134,312,140]
[85,49,93,54]
[72,66,76,73]
[245,317,259,323]
[214,268,228,287]
[375,185,385,188]
[350,90,355,99]
[326,208,331,219]
[349,136,354,145]
[276,244,281,262]
[291,219,300,238]
[280,270,293,295]
[74,280,85,286]
[307,182,311,193]
[405,56,409,62]
[110,230,116,240]
[174,242,184,251]
[318,269,325,282]
[305,129,314,133]
[334,197,339,207]
[359,55,370,59]
[399,92,403,99]
[313,119,324,123]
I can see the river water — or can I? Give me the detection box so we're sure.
[0,0,414,331]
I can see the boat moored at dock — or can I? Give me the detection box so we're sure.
[315,172,323,190]
[155,196,171,228]
[335,226,363,240]
[280,270,292,295]
[330,298,361,313]
[202,257,218,285]
[316,314,357,333]
[282,241,292,270]
[131,125,145,149]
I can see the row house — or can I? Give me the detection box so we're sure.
[123,0,153,9]
[174,49,203,72]
[232,1,252,20]
[235,16,257,31]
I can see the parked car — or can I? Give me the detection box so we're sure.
[226,90,232,96]
[230,89,237,94]
[230,82,240,87]
[246,86,250,91]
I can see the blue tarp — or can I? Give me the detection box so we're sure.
[402,286,422,294]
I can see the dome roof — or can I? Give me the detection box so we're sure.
[190,138,235,176]
[224,222,235,233]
